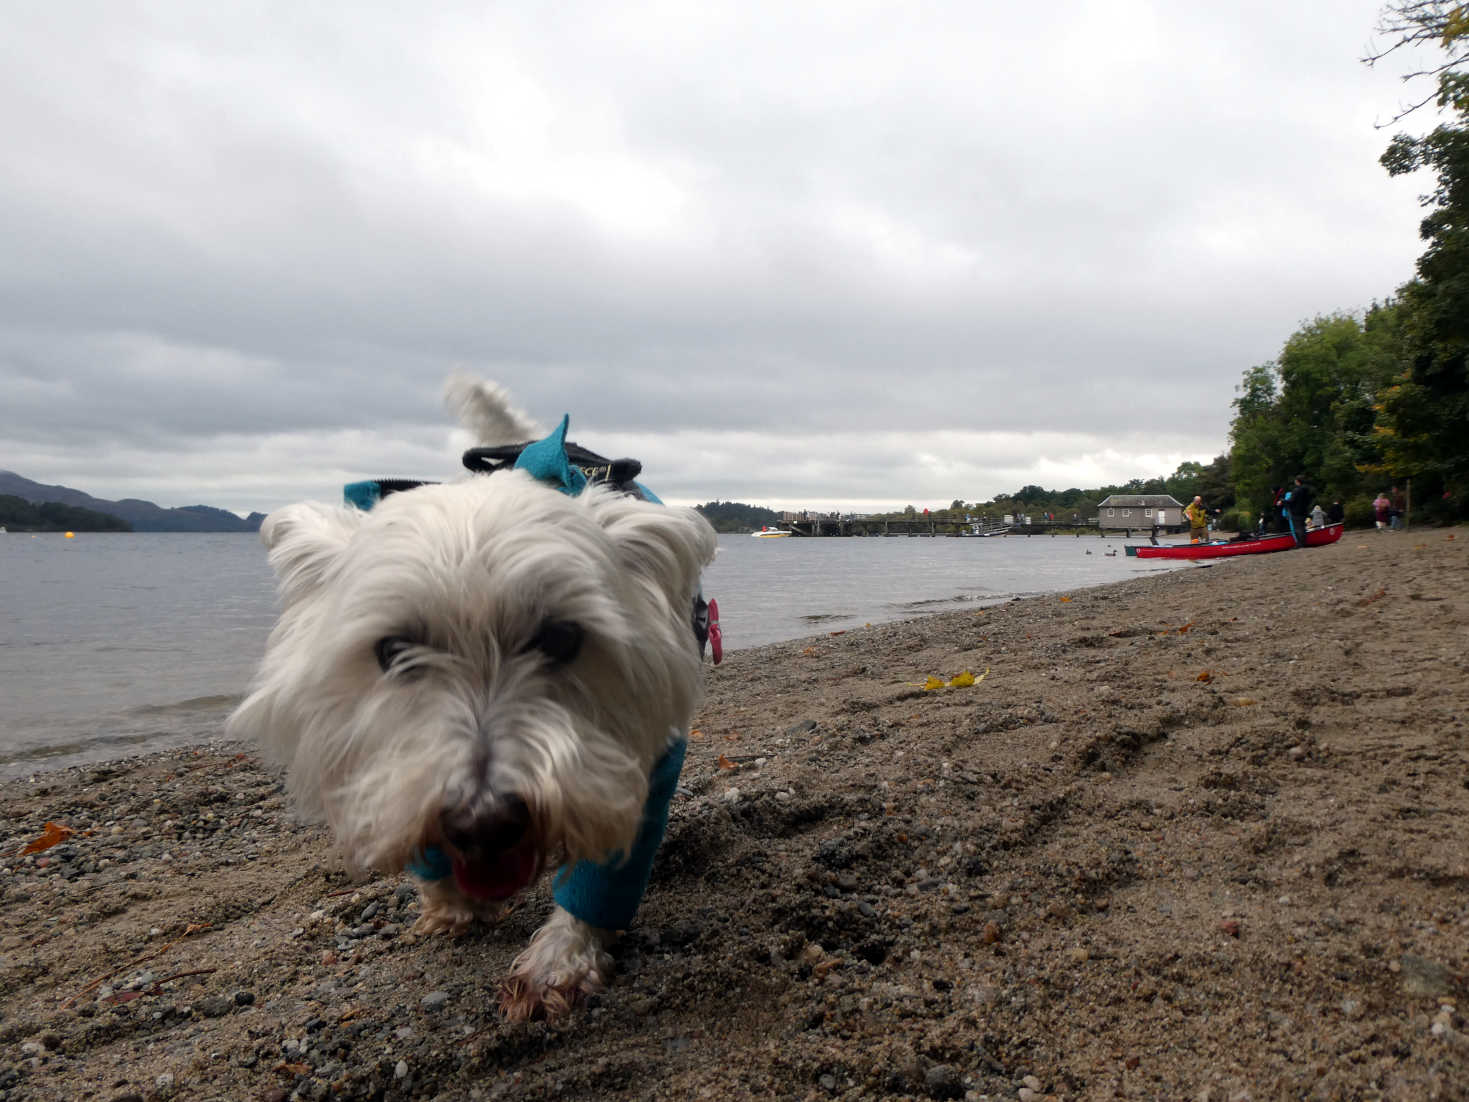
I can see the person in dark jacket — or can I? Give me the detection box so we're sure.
[1326,500,1344,525]
[1282,475,1314,547]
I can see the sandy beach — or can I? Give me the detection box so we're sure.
[2,528,1466,1101]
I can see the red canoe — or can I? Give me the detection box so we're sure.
[1128,523,1344,560]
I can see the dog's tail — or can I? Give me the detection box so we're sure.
[444,374,543,445]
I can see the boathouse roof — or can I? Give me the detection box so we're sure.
[1096,494,1184,508]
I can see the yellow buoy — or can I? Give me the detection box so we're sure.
[64,531,75,538]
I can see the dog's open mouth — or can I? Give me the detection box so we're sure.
[451,837,540,901]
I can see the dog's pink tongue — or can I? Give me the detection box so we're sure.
[452,842,538,901]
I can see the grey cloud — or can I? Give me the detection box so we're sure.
[0,1,1432,514]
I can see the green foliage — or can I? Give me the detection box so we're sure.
[0,495,133,532]
[1227,309,1403,518]
[694,501,782,533]
[1375,72,1469,514]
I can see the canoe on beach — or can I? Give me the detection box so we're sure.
[1126,522,1344,559]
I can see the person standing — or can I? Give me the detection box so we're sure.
[1184,495,1208,543]
[1373,491,1391,530]
[1283,475,1314,547]
[1326,500,1345,525]
[1390,485,1406,529]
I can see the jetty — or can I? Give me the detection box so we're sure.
[774,517,1121,537]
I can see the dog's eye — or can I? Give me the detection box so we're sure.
[374,635,419,674]
[524,619,583,665]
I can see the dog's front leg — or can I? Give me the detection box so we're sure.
[411,876,481,936]
[500,905,614,1021]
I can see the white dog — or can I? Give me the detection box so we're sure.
[227,378,717,1019]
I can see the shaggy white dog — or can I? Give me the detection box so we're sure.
[228,379,716,1019]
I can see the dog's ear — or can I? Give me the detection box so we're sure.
[259,501,363,606]
[589,493,717,605]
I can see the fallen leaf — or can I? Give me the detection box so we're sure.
[801,646,818,656]
[1196,670,1212,683]
[716,754,737,771]
[922,676,946,691]
[1234,697,1256,706]
[947,671,976,688]
[689,729,703,739]
[183,923,212,936]
[20,822,73,855]
[828,630,846,636]
[1059,595,1072,603]
[1178,621,1193,633]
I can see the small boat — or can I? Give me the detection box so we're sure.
[751,526,793,538]
[1126,523,1343,560]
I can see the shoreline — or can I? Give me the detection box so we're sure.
[2,528,1466,1099]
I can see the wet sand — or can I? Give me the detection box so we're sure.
[2,527,1466,1101]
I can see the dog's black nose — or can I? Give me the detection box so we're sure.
[441,795,531,859]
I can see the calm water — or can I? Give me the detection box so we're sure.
[0,530,1178,776]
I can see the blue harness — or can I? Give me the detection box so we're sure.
[348,414,689,931]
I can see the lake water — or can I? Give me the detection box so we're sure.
[0,530,1179,777]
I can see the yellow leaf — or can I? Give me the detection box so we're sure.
[922,676,946,691]
[948,671,976,688]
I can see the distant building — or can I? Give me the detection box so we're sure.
[1095,494,1185,530]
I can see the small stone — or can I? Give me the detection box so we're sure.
[1401,954,1452,997]
[981,922,1002,944]
[723,787,741,804]
[421,990,450,1012]
[395,1059,409,1079]
[818,1073,837,1092]
[924,1062,964,1099]
[360,902,381,922]
[1018,1090,1038,1102]
[1218,919,1241,938]
[233,990,255,1006]
[197,996,232,1018]
[1288,744,1308,761]
[155,1071,175,1093]
[1022,1075,1043,1090]
[1068,947,1089,963]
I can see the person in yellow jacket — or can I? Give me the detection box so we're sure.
[1184,496,1208,543]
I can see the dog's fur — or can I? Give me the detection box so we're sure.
[227,378,716,1018]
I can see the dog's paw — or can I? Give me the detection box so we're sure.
[410,878,483,936]
[411,901,476,936]
[499,907,613,1021]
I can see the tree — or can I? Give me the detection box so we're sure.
[1228,312,1403,515]
[1363,2,1469,123]
[1374,54,1469,516]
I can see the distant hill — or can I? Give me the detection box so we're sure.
[0,471,265,533]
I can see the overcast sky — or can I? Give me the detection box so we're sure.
[0,1,1442,515]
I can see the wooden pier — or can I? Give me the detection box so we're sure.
[778,519,1122,538]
